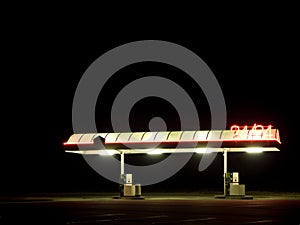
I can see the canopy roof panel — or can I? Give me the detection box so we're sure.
[63,129,281,154]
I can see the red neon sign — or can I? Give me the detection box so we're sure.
[230,124,273,140]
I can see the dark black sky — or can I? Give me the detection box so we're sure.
[2,18,299,195]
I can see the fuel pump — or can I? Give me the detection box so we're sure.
[224,172,232,196]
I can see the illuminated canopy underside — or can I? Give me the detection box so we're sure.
[64,129,281,154]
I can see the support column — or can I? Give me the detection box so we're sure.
[120,152,124,181]
[119,152,125,197]
[223,149,228,196]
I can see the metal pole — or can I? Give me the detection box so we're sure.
[119,152,125,197]
[120,152,124,179]
[223,149,228,196]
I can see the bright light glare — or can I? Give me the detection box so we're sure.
[196,149,210,154]
[246,148,264,153]
[98,150,116,156]
[147,149,163,155]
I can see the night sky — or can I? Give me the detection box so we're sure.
[2,24,299,195]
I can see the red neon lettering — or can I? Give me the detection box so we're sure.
[230,125,240,131]
[230,124,274,140]
[242,125,248,132]
[254,124,264,131]
[264,125,273,138]
[230,125,240,139]
[249,124,263,139]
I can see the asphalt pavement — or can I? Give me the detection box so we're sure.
[1,192,300,224]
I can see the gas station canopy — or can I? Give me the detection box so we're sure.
[63,126,281,198]
[64,127,281,154]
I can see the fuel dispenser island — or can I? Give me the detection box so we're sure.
[215,148,253,199]
[224,172,246,197]
[119,173,143,199]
